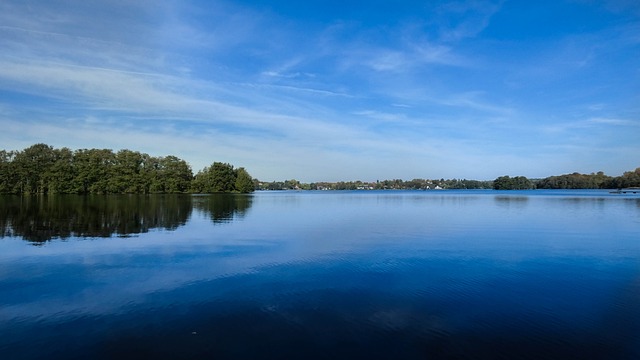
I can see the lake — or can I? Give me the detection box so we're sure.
[1,190,639,359]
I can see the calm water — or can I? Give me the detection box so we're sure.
[1,190,639,359]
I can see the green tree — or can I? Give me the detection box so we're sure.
[12,143,57,193]
[161,156,193,193]
[109,150,149,193]
[192,162,237,193]
[210,162,236,192]
[46,147,76,193]
[235,167,255,193]
[493,175,534,190]
[143,155,193,194]
[73,148,115,194]
[0,150,17,193]
[536,171,614,189]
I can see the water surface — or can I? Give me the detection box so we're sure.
[1,191,639,359]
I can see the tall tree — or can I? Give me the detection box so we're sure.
[160,156,193,193]
[46,147,76,193]
[12,143,56,193]
[235,167,255,193]
[0,150,17,193]
[210,162,236,192]
[74,148,116,194]
[110,150,148,193]
[195,163,233,192]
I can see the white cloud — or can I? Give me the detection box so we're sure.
[434,0,504,42]
[587,117,639,126]
[349,38,461,73]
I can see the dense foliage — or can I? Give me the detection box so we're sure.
[609,168,640,188]
[536,172,611,189]
[191,162,256,194]
[536,170,640,189]
[493,169,640,190]
[0,144,255,194]
[493,176,536,190]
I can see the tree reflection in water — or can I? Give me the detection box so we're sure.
[0,194,253,244]
[192,193,253,224]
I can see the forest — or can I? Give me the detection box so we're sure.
[0,144,255,194]
[1,144,638,193]
[493,170,640,190]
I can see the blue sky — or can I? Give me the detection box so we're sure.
[0,0,638,181]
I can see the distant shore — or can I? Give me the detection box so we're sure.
[1,144,638,193]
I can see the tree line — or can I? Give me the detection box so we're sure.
[258,178,494,190]
[258,169,640,191]
[2,144,637,193]
[0,144,255,194]
[493,169,640,190]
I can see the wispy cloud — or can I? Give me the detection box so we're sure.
[352,110,409,123]
[434,0,504,42]
[587,117,639,126]
[360,43,461,72]
[436,91,515,115]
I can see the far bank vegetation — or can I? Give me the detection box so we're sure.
[1,144,638,193]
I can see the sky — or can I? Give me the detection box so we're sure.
[0,0,638,182]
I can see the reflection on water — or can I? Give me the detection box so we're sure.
[192,193,253,223]
[0,195,192,243]
[0,190,639,359]
[0,194,254,243]
[494,195,530,210]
